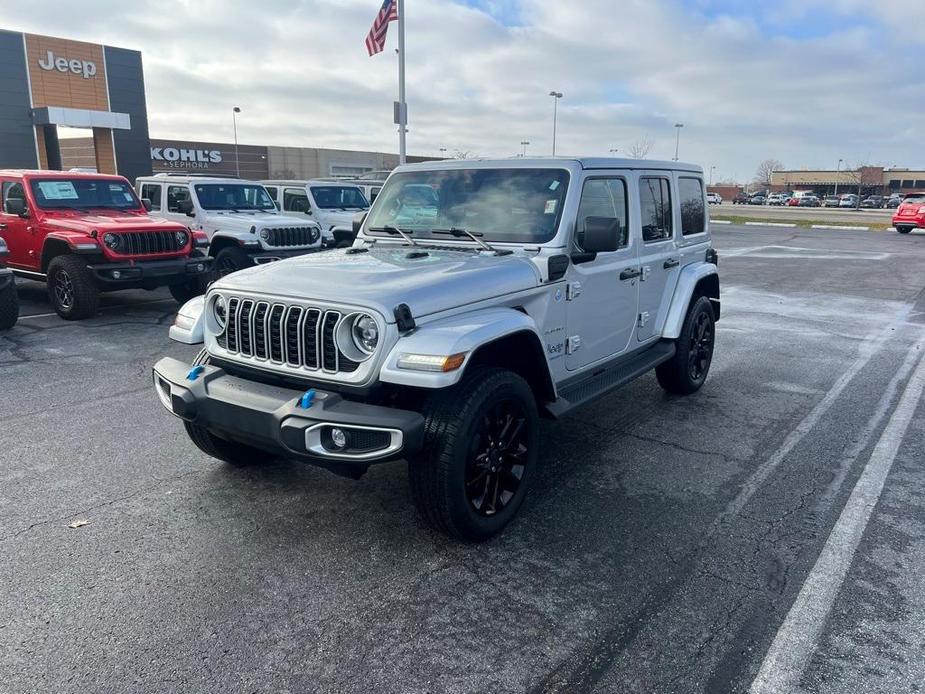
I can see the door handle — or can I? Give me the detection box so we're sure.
[663,258,679,269]
[620,267,641,280]
[0,223,7,230]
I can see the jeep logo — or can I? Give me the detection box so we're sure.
[37,50,97,79]
[151,148,223,164]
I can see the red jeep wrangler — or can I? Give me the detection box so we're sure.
[0,170,212,320]
[0,237,18,330]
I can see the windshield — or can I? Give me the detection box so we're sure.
[29,178,140,210]
[193,184,276,211]
[310,186,369,210]
[365,168,571,244]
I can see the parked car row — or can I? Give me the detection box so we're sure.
[729,189,903,209]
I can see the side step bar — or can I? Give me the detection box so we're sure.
[545,340,676,419]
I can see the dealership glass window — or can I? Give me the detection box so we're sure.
[574,178,628,251]
[284,188,310,213]
[167,185,191,212]
[140,184,162,211]
[916,180,925,188]
[889,180,901,190]
[678,177,706,236]
[902,180,914,188]
[639,177,673,242]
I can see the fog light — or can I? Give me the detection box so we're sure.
[330,428,347,450]
[112,270,122,279]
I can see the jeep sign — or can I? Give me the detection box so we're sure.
[37,50,97,79]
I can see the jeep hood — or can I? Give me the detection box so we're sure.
[212,245,542,320]
[199,210,317,233]
[44,210,186,234]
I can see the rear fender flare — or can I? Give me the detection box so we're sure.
[662,263,719,339]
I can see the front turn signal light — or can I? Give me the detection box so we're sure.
[396,352,467,372]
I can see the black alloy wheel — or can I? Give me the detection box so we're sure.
[465,399,529,517]
[688,309,714,382]
[54,269,74,311]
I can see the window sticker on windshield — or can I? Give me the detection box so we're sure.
[123,192,135,202]
[549,180,560,191]
[544,199,558,214]
[37,181,78,200]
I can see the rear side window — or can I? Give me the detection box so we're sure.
[575,178,628,250]
[140,183,162,211]
[678,177,706,236]
[638,177,673,242]
[166,185,190,212]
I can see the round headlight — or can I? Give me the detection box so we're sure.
[213,295,227,328]
[352,314,379,355]
[103,232,120,250]
[260,229,270,240]
[175,230,189,246]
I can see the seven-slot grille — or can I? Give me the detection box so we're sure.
[113,230,185,255]
[217,298,360,374]
[265,227,318,247]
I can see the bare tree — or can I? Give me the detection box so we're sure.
[627,137,655,159]
[451,150,476,160]
[754,159,784,188]
[843,163,882,209]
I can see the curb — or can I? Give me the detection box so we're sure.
[710,220,732,225]
[744,221,797,228]
[810,225,870,231]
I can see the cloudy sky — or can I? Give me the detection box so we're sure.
[5,0,921,182]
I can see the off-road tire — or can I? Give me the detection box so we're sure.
[0,279,18,330]
[408,367,539,542]
[896,226,912,234]
[213,246,253,278]
[46,255,99,320]
[657,295,716,395]
[181,349,272,467]
[169,278,207,304]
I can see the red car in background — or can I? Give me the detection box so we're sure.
[0,170,212,320]
[893,193,925,234]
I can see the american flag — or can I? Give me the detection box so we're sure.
[365,0,399,56]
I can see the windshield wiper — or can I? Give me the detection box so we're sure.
[369,225,418,246]
[431,227,509,255]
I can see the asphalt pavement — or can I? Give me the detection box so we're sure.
[2,225,924,693]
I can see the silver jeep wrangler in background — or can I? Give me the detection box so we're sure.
[153,158,720,540]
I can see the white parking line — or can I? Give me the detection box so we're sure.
[811,224,870,231]
[745,222,797,228]
[751,344,925,693]
[710,220,732,225]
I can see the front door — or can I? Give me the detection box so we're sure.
[636,174,679,342]
[0,181,35,270]
[163,184,194,226]
[565,176,639,371]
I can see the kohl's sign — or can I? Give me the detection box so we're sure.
[151,147,223,170]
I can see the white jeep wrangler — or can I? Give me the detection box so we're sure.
[136,174,323,276]
[153,158,720,541]
[261,179,370,248]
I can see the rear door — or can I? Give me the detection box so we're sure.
[0,180,34,270]
[636,173,678,342]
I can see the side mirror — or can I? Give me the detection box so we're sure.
[177,199,194,216]
[352,211,367,235]
[141,198,153,212]
[5,198,26,217]
[304,207,313,215]
[580,216,622,254]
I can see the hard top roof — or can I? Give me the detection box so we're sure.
[393,156,703,174]
[0,169,128,180]
[137,174,262,185]
[261,179,366,186]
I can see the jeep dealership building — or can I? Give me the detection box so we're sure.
[0,29,150,182]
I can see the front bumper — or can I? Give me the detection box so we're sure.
[88,256,212,289]
[152,357,424,465]
[248,247,324,264]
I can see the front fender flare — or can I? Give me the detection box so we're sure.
[662,262,719,339]
[380,307,548,389]
[168,295,205,344]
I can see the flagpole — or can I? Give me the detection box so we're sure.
[397,0,407,164]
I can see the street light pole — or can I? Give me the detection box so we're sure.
[609,148,619,156]
[439,147,447,159]
[520,140,530,157]
[710,165,716,185]
[673,122,684,161]
[834,158,843,197]
[549,91,563,156]
[232,106,241,177]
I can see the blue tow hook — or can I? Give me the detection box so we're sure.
[298,389,316,409]
[186,365,205,381]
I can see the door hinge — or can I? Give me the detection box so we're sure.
[566,335,582,354]
[640,265,651,281]
[566,281,582,300]
[638,312,650,327]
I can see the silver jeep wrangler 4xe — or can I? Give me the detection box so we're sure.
[153,158,720,541]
